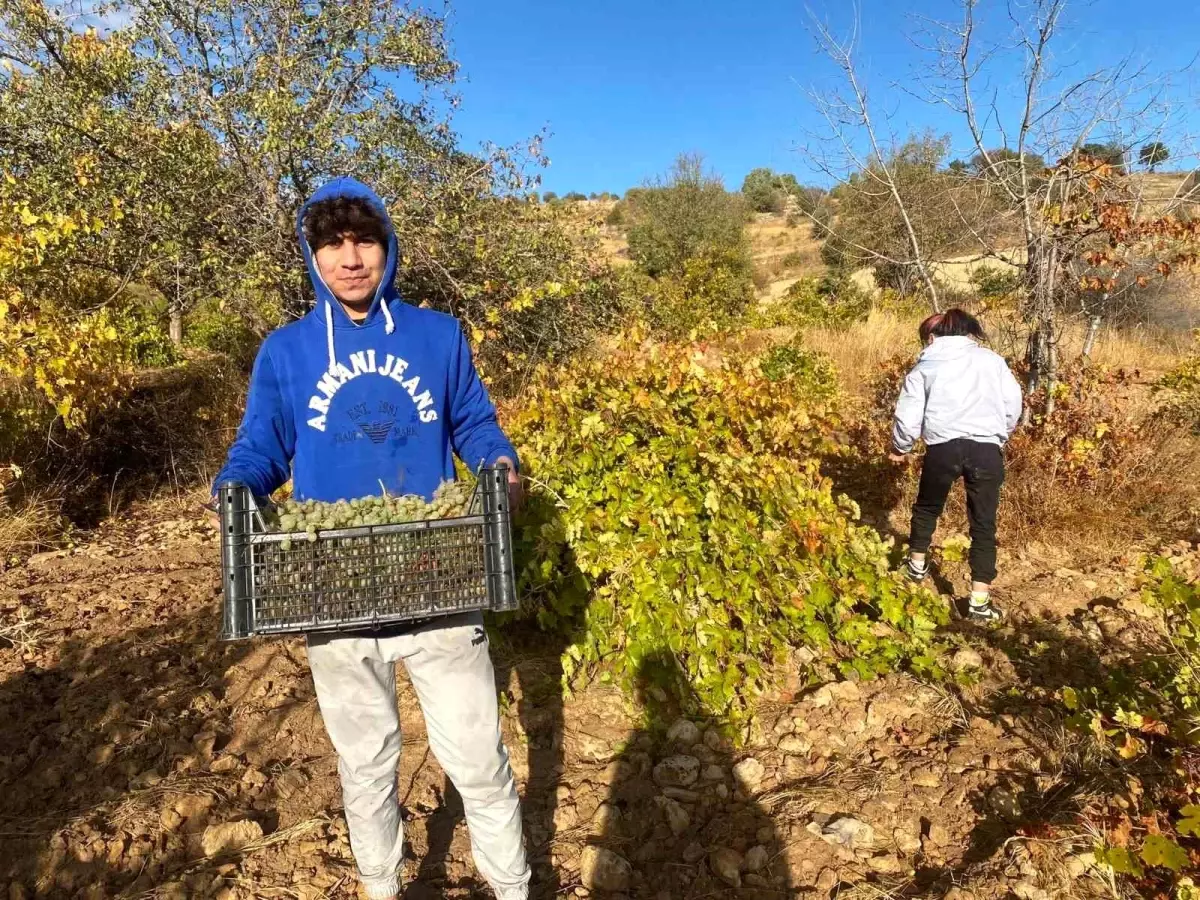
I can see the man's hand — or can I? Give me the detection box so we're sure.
[887,451,910,464]
[203,495,220,528]
[494,456,524,512]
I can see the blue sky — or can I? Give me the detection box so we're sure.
[444,0,1198,195]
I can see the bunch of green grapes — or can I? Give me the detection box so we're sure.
[264,479,474,550]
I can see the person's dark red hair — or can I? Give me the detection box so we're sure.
[919,308,986,344]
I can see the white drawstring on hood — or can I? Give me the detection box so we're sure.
[315,263,396,371]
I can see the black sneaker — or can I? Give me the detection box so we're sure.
[904,558,929,583]
[965,598,1004,623]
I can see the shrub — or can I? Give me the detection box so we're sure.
[0,298,130,428]
[1156,355,1200,434]
[759,342,838,387]
[625,154,750,279]
[1061,550,1200,889]
[604,202,626,229]
[969,265,1021,300]
[508,330,949,721]
[873,260,925,295]
[184,302,261,366]
[111,301,179,368]
[621,248,757,338]
[781,250,808,269]
[748,276,872,331]
[742,167,786,214]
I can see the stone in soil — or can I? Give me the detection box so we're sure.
[988,785,1023,822]
[682,841,706,864]
[811,816,874,851]
[656,797,691,836]
[778,734,811,755]
[666,719,701,746]
[652,755,700,788]
[816,868,839,892]
[578,846,633,892]
[951,648,984,672]
[744,845,770,872]
[709,848,743,887]
[732,757,765,793]
[201,820,264,857]
[911,766,942,788]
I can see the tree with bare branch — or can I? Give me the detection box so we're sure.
[804,0,1198,416]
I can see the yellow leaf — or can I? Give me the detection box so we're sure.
[1118,734,1145,759]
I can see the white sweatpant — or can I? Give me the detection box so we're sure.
[306,612,529,900]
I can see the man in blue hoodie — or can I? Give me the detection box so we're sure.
[213,179,529,900]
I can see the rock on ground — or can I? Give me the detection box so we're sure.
[579,846,633,892]
[709,848,743,887]
[201,820,264,857]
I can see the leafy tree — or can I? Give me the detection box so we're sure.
[821,133,1002,292]
[0,0,620,415]
[625,154,750,279]
[741,167,786,213]
[542,192,559,203]
[564,191,588,202]
[948,159,969,175]
[1079,142,1127,173]
[1140,142,1170,172]
[970,148,1047,188]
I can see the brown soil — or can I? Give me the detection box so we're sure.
[0,493,1181,899]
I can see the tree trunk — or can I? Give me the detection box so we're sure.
[1081,315,1102,358]
[1021,235,1059,423]
[169,308,183,345]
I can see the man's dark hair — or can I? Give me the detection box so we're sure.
[919,308,987,344]
[303,196,388,250]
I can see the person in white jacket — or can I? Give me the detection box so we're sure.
[889,309,1023,622]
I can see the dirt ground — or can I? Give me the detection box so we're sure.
[0,492,1185,899]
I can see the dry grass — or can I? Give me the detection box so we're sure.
[0,612,42,654]
[802,309,923,398]
[0,494,62,562]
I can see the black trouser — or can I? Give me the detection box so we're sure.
[908,439,1005,584]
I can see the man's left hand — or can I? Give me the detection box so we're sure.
[887,451,910,464]
[494,456,524,511]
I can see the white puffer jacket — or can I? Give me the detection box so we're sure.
[891,335,1024,454]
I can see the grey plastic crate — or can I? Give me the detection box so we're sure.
[218,466,517,639]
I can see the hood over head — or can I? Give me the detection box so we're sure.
[296,177,400,369]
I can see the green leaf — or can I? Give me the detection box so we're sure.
[1140,835,1189,872]
[1095,845,1144,877]
[1178,805,1200,838]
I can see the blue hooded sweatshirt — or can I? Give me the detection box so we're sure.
[213,178,517,502]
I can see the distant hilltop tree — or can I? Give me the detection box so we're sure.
[1140,142,1170,172]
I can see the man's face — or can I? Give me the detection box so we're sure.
[314,233,386,308]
